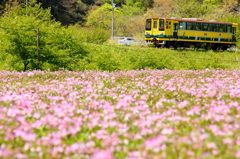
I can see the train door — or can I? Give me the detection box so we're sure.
[173,23,178,40]
[165,20,171,38]
[152,19,159,36]
[232,27,237,42]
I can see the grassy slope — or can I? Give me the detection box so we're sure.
[80,43,240,71]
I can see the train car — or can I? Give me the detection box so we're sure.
[145,17,238,50]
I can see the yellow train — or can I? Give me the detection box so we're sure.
[145,17,238,50]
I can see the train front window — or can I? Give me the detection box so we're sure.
[146,19,151,30]
[154,21,157,28]
[159,19,164,31]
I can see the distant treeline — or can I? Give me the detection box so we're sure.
[0,0,239,26]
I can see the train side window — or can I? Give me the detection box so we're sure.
[186,22,192,30]
[146,19,151,30]
[219,25,223,32]
[181,22,187,30]
[227,25,232,33]
[192,23,196,30]
[223,25,227,32]
[219,25,225,32]
[179,21,183,30]
[208,24,212,31]
[196,23,201,30]
[217,24,220,31]
[212,24,216,31]
[232,27,237,42]
[213,24,219,32]
[203,23,208,31]
[233,27,236,34]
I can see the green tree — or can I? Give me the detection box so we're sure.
[115,5,144,36]
[86,3,112,29]
[202,0,239,21]
[86,3,144,36]
[144,0,175,18]
[170,0,212,19]
[0,3,87,71]
[37,0,88,25]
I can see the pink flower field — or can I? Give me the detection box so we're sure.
[0,69,240,159]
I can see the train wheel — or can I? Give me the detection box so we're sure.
[205,44,211,50]
[212,44,218,51]
[173,42,178,49]
[222,45,228,51]
[164,42,171,49]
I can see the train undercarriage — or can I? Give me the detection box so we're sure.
[149,39,235,50]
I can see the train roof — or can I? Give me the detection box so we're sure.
[148,17,237,25]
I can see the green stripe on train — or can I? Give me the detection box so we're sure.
[145,35,233,42]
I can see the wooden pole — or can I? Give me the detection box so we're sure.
[112,0,114,40]
[36,27,40,70]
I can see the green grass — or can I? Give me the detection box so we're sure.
[78,43,240,71]
[1,42,239,71]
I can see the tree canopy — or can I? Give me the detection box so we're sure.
[0,0,239,27]
[0,3,87,71]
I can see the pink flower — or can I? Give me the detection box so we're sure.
[223,138,234,145]
[206,142,217,149]
[236,140,240,145]
[27,72,34,77]
[50,138,62,146]
[0,148,11,157]
[90,150,114,159]
[161,128,173,135]
[14,153,27,159]
[1,95,13,102]
[116,100,128,109]
[123,95,135,102]
[178,100,189,109]
[235,150,240,158]
[65,143,85,154]
[212,149,220,155]
[22,100,32,107]
[33,112,41,119]
[144,135,167,150]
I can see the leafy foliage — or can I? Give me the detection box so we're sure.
[168,0,211,19]
[144,0,175,18]
[0,3,87,71]
[86,3,112,29]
